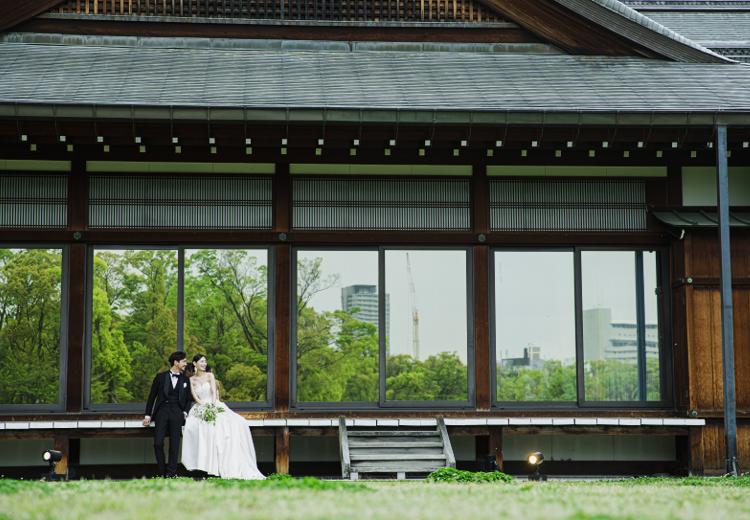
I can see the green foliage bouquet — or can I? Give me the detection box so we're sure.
[192,403,225,425]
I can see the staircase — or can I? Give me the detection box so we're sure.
[338,417,456,480]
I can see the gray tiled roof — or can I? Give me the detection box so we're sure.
[0,42,749,117]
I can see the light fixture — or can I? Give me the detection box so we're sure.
[317,138,325,146]
[245,147,253,155]
[281,147,288,155]
[134,136,142,144]
[209,137,216,145]
[59,135,66,143]
[42,450,64,481]
[637,141,644,149]
[623,150,630,158]
[486,149,494,157]
[588,149,596,158]
[174,145,181,154]
[555,150,562,158]
[281,137,288,146]
[424,139,431,147]
[527,451,546,482]
[97,136,104,143]
[461,139,468,147]
[30,144,37,152]
[172,137,179,144]
[743,141,749,149]
[66,144,74,153]
[20,134,28,142]
[690,150,697,158]
[656,150,663,158]
[521,149,528,157]
[245,138,252,145]
[496,140,503,148]
[104,145,111,153]
[210,146,217,154]
[350,148,357,156]
[384,148,391,156]
[418,148,426,157]
[531,140,538,148]
[389,138,397,147]
[353,138,360,147]
[602,141,609,148]
[566,141,574,148]
[453,148,460,157]
[139,145,146,153]
[672,141,678,149]
[315,148,322,156]
[707,142,714,149]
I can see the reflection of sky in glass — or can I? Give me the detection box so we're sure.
[582,251,636,322]
[298,250,378,314]
[644,251,659,324]
[386,250,468,362]
[494,251,575,363]
[297,249,468,362]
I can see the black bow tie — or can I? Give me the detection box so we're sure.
[170,373,179,378]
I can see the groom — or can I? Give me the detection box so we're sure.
[143,351,193,477]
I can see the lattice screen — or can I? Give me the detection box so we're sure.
[293,177,471,230]
[489,179,648,231]
[0,173,68,228]
[89,175,273,229]
[52,0,504,23]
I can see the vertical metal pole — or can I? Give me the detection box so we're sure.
[177,248,185,352]
[716,125,739,476]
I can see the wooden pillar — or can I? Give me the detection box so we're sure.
[53,434,70,477]
[275,426,290,474]
[489,428,503,472]
[472,163,491,410]
[273,162,291,411]
[65,158,87,412]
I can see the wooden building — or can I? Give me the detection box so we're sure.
[0,0,749,478]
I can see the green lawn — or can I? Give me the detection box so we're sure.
[1,477,749,520]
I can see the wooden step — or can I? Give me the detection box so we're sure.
[351,462,446,473]
[350,447,445,456]
[348,431,440,437]
[348,440,444,448]
[351,453,446,461]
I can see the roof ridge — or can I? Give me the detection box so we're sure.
[553,0,734,62]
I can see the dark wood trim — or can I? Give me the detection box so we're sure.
[274,245,291,412]
[667,161,683,207]
[473,245,491,410]
[65,243,86,413]
[274,426,290,474]
[0,0,65,32]
[274,162,291,233]
[15,18,540,43]
[489,427,503,471]
[472,163,489,235]
[67,158,88,231]
[53,433,70,476]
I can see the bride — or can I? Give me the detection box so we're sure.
[182,354,265,480]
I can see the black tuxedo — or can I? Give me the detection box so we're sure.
[145,371,193,477]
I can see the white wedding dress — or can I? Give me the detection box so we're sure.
[182,377,265,480]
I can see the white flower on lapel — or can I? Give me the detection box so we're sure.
[183,382,187,388]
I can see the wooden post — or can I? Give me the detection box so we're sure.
[53,434,70,477]
[472,163,491,410]
[275,426,290,475]
[489,428,503,471]
[66,158,87,412]
[273,162,291,411]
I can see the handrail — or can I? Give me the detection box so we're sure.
[437,417,456,469]
[338,416,351,478]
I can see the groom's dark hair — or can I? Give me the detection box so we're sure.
[168,351,187,367]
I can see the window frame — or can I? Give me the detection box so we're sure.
[290,246,475,411]
[491,246,673,410]
[0,244,69,413]
[84,244,274,412]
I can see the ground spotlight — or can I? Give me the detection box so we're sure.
[527,451,547,481]
[42,449,64,481]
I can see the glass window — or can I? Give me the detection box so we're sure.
[0,248,63,405]
[494,251,576,402]
[90,249,178,404]
[385,250,468,402]
[582,251,639,402]
[295,250,379,403]
[184,249,269,403]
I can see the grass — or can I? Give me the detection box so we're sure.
[1,476,749,520]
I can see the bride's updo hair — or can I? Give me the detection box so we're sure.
[185,353,212,378]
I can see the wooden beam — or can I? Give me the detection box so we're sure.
[0,0,66,32]
[274,426,290,474]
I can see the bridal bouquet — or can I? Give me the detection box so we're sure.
[192,403,225,425]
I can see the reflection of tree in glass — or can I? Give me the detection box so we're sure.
[91,250,178,403]
[0,249,62,405]
[296,256,467,403]
[184,249,268,402]
[496,360,576,402]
